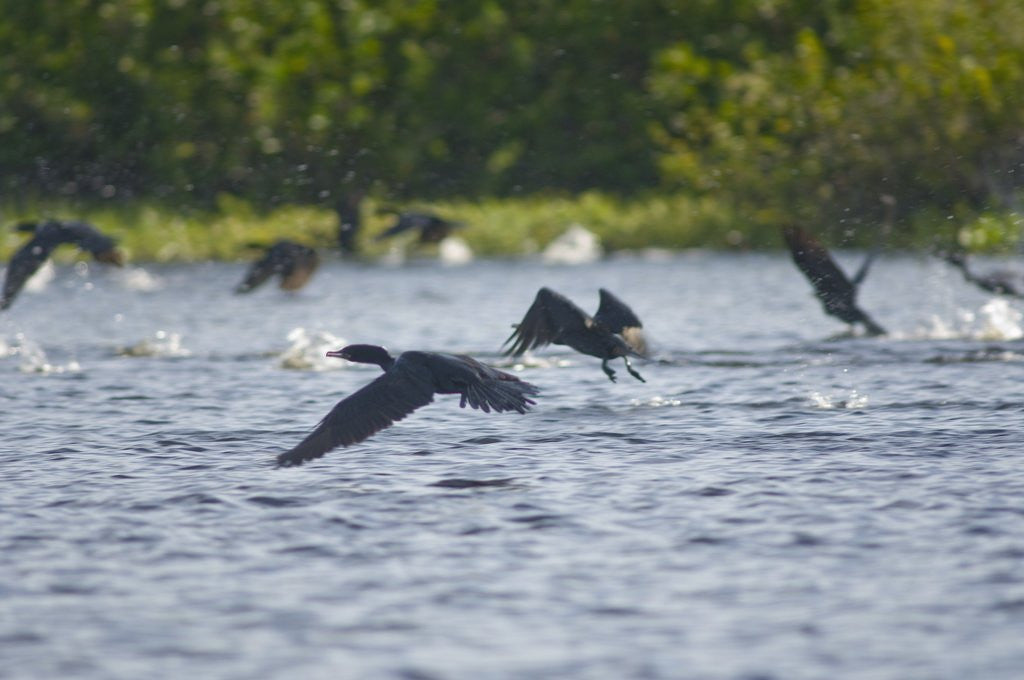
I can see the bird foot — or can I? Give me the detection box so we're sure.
[602,365,618,382]
[622,357,646,383]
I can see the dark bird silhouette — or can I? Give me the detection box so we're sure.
[335,193,363,256]
[941,250,1024,298]
[276,344,539,467]
[375,210,463,245]
[235,240,320,294]
[2,219,124,310]
[503,287,648,383]
[782,226,886,336]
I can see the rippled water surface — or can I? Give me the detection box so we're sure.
[2,252,1023,679]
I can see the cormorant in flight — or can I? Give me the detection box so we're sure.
[2,219,124,310]
[375,210,463,245]
[235,240,320,294]
[276,344,539,467]
[503,287,648,382]
[782,226,886,336]
[941,250,1023,298]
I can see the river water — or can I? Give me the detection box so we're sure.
[1,251,1022,679]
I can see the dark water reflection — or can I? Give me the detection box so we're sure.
[1,252,1023,679]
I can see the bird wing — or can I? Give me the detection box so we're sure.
[849,249,878,287]
[782,226,855,300]
[279,248,319,291]
[276,366,437,467]
[417,352,540,414]
[235,248,280,293]
[502,287,591,356]
[849,224,888,286]
[1,235,56,310]
[60,221,123,263]
[374,213,429,241]
[594,288,647,356]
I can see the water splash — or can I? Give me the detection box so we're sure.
[114,266,164,292]
[631,396,683,408]
[279,327,348,371]
[975,299,1023,340]
[117,331,191,358]
[501,353,574,370]
[24,260,56,293]
[809,390,869,409]
[2,334,82,373]
[542,224,603,264]
[438,236,474,266]
[907,299,1022,341]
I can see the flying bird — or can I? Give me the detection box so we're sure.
[235,240,320,294]
[503,287,648,382]
[276,344,539,467]
[335,193,363,256]
[941,250,1023,298]
[2,219,124,310]
[782,226,886,336]
[375,210,463,245]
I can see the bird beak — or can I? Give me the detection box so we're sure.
[326,349,347,359]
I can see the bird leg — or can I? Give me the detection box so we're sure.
[601,359,618,382]
[623,356,646,383]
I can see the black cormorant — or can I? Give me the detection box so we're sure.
[276,344,539,467]
[2,219,124,310]
[375,210,463,245]
[335,193,363,256]
[235,240,320,294]
[941,251,1023,298]
[503,287,648,382]
[782,226,886,336]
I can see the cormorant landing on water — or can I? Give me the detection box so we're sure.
[940,250,1024,299]
[503,287,648,383]
[276,344,539,467]
[374,210,463,245]
[782,226,886,336]
[235,240,320,294]
[2,219,125,310]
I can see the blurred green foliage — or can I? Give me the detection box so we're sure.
[0,191,752,261]
[1,0,1022,254]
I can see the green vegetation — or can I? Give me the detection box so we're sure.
[0,192,751,261]
[2,0,1022,258]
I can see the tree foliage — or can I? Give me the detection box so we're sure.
[2,0,1022,238]
[649,0,1024,237]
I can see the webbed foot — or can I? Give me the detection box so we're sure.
[623,357,646,383]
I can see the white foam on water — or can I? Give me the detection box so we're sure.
[809,390,869,410]
[114,266,164,292]
[974,298,1023,340]
[438,236,474,266]
[631,395,683,408]
[117,330,191,358]
[541,224,603,265]
[23,260,56,293]
[4,333,82,374]
[278,327,348,371]
[900,298,1023,341]
[501,353,574,371]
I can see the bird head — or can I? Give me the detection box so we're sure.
[326,344,395,369]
